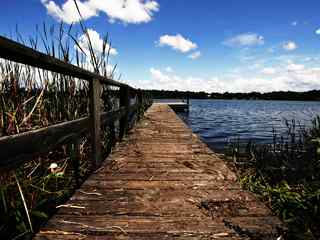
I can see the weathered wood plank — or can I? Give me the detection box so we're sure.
[34,232,249,240]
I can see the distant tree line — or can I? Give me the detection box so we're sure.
[143,89,320,101]
[143,90,209,99]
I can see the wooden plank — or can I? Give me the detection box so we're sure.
[34,232,248,240]
[0,36,129,88]
[0,120,85,170]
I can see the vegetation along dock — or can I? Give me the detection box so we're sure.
[34,103,284,239]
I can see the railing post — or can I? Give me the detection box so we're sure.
[89,79,101,169]
[104,122,116,157]
[185,92,190,113]
[119,86,129,140]
[137,90,143,121]
[138,90,143,106]
[71,138,81,188]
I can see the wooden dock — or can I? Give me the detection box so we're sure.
[165,102,189,112]
[34,104,284,240]
[153,100,189,112]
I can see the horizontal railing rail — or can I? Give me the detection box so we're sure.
[0,107,127,169]
[0,35,150,175]
[0,36,130,88]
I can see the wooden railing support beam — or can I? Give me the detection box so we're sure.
[119,86,130,140]
[89,79,101,169]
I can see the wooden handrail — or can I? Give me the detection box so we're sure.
[0,107,128,169]
[0,36,130,88]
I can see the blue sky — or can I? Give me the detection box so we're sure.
[1,0,320,92]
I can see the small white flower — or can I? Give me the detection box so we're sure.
[49,163,59,173]
[49,163,58,169]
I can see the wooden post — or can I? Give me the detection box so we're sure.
[119,86,129,140]
[71,139,81,187]
[186,94,190,112]
[89,79,101,169]
[138,90,143,105]
[110,122,116,147]
[137,90,143,121]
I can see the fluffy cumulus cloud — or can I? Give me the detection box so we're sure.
[41,0,159,24]
[41,0,97,23]
[165,66,173,72]
[223,33,264,47]
[261,67,276,75]
[188,51,201,60]
[282,41,298,51]
[287,63,304,71]
[77,28,118,56]
[144,67,210,92]
[158,34,198,53]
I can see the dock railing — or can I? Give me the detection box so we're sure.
[0,36,150,178]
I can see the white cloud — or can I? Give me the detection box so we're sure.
[165,66,173,72]
[41,0,97,24]
[128,64,320,93]
[316,28,320,35]
[146,67,209,91]
[158,34,198,53]
[282,41,298,51]
[188,51,202,60]
[144,1,159,11]
[41,0,159,24]
[223,33,264,47]
[144,68,279,93]
[291,21,298,26]
[90,0,159,24]
[249,63,263,70]
[303,56,320,63]
[77,29,118,56]
[287,63,304,71]
[261,67,276,75]
[149,68,171,83]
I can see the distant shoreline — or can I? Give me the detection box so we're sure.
[154,98,320,102]
[145,89,320,101]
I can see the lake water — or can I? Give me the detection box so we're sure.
[178,100,320,152]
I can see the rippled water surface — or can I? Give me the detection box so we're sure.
[179,100,320,152]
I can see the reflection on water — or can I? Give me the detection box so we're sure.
[178,99,320,152]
